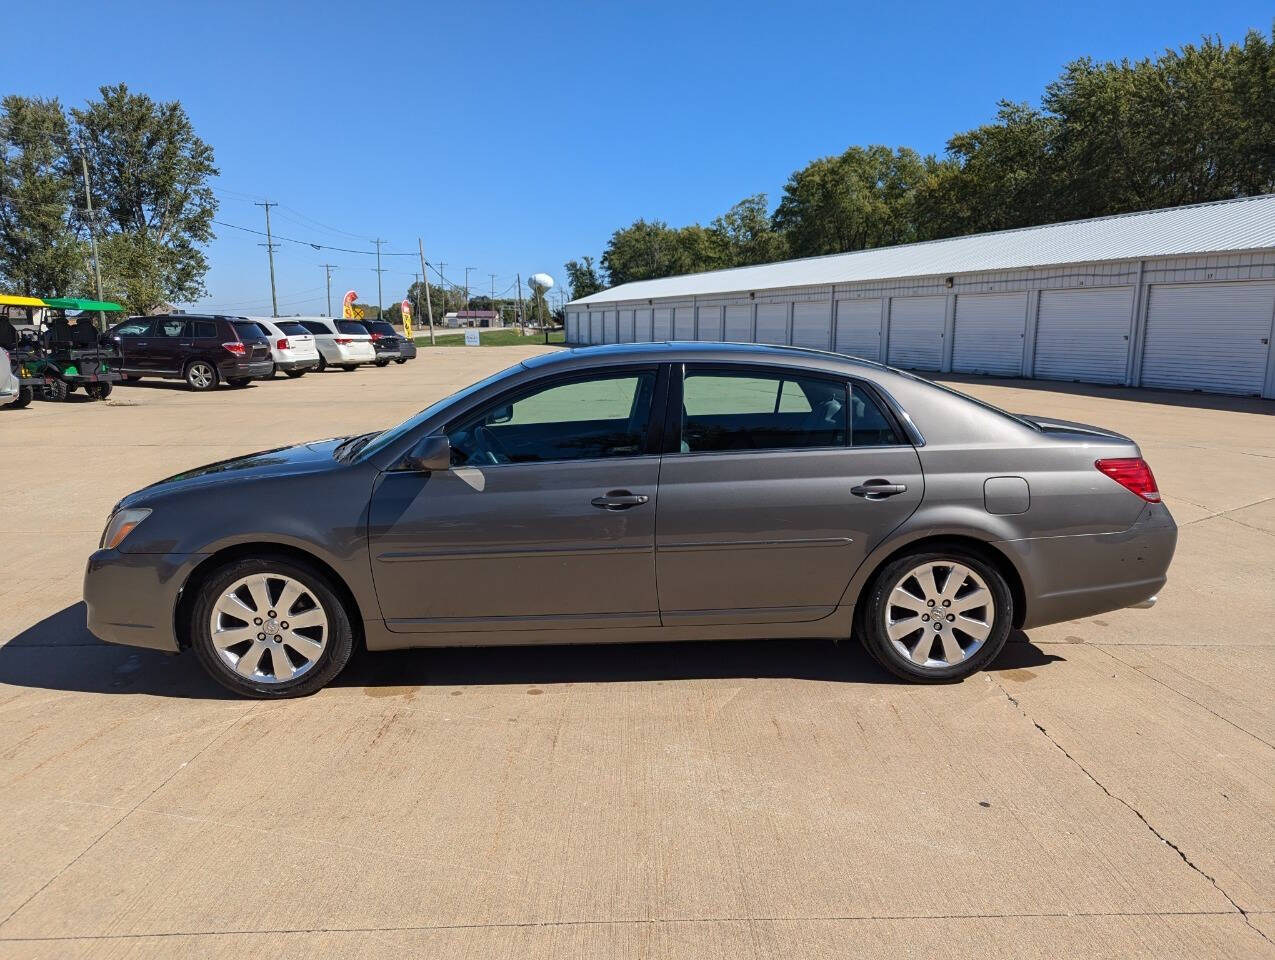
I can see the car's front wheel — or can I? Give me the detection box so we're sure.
[190,556,355,698]
[859,548,1012,683]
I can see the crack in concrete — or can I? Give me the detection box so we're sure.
[1181,495,1275,527]
[0,909,1265,942]
[991,679,1274,948]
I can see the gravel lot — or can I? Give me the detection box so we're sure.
[1,348,1272,959]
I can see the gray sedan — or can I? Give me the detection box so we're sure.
[84,343,1176,697]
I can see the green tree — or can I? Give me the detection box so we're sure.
[0,96,85,297]
[564,254,606,299]
[72,84,217,314]
[710,193,788,266]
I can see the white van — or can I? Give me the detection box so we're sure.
[292,317,377,371]
[245,317,321,377]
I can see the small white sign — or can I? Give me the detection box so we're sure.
[464,329,480,346]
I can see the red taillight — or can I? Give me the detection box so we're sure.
[370,332,382,341]
[1095,458,1161,502]
[276,338,289,350]
[333,336,353,345]
[222,341,246,356]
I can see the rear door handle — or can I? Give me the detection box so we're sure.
[591,490,649,511]
[852,479,908,499]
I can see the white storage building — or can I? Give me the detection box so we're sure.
[565,195,1275,399]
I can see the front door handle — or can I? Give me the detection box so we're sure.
[852,479,908,499]
[591,490,649,511]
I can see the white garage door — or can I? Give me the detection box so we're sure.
[1141,282,1275,396]
[603,311,618,343]
[791,302,831,350]
[588,312,601,344]
[887,296,946,370]
[697,305,722,340]
[620,309,635,342]
[755,303,788,344]
[653,308,672,340]
[834,299,881,361]
[635,308,653,341]
[673,307,695,339]
[566,312,580,342]
[953,293,1026,377]
[1034,287,1133,384]
[724,305,752,341]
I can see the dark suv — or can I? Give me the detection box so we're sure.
[108,315,274,391]
[364,320,416,365]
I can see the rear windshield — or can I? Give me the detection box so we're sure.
[367,321,396,336]
[277,321,309,336]
[232,321,268,342]
[337,321,368,335]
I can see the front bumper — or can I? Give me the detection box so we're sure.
[84,548,207,652]
[275,357,319,372]
[999,501,1178,630]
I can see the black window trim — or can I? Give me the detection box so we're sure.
[439,362,671,467]
[666,361,916,456]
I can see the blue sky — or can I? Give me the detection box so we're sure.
[8,1,1273,315]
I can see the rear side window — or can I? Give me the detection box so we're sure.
[277,321,309,336]
[850,387,903,446]
[299,321,329,335]
[191,320,217,339]
[337,321,367,335]
[681,369,847,452]
[156,318,187,338]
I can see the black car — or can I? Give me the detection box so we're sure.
[108,315,274,391]
[360,321,408,366]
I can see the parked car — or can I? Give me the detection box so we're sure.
[107,314,273,391]
[0,347,19,407]
[364,320,415,364]
[245,317,320,378]
[293,317,377,371]
[84,342,1176,698]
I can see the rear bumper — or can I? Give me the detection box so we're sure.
[998,501,1178,630]
[397,342,418,360]
[222,358,274,379]
[333,347,376,365]
[84,548,206,653]
[275,357,319,372]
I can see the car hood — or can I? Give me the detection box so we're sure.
[118,438,346,507]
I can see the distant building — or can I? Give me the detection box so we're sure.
[443,310,502,328]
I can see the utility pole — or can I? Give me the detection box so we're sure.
[417,238,436,345]
[437,262,447,318]
[320,264,339,316]
[371,238,386,320]
[515,273,526,336]
[255,201,279,316]
[464,267,475,321]
[489,274,498,327]
[76,144,106,330]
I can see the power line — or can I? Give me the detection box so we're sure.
[209,218,418,256]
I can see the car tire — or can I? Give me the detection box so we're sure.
[316,354,328,372]
[10,385,32,409]
[42,379,69,402]
[858,547,1012,683]
[340,365,357,372]
[190,556,355,699]
[184,360,218,391]
[227,377,251,387]
[375,359,390,367]
[394,358,407,364]
[285,369,306,379]
[267,363,276,378]
[87,382,113,400]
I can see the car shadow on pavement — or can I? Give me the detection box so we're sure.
[0,603,1064,698]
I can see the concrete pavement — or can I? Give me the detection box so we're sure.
[0,351,1272,958]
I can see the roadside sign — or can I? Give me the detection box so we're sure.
[464,329,480,346]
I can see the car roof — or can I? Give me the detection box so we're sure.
[521,340,890,375]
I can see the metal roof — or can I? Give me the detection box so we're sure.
[568,194,1275,306]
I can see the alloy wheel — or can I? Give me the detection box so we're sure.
[188,362,215,389]
[209,573,328,683]
[883,561,995,667]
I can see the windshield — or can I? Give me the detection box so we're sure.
[337,321,368,336]
[354,362,525,462]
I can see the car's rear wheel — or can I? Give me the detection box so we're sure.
[859,548,1011,683]
[185,360,217,391]
[190,557,355,698]
[285,369,306,378]
[227,377,251,387]
[340,364,357,372]
[375,359,390,367]
[10,385,33,409]
[316,354,328,372]
[394,358,407,364]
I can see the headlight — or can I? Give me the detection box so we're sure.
[100,508,152,550]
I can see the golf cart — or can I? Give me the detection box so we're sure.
[0,294,46,409]
[31,297,125,401]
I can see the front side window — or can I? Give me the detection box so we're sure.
[114,320,151,337]
[681,369,848,452]
[449,371,657,465]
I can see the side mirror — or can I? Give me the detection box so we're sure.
[401,434,451,472]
